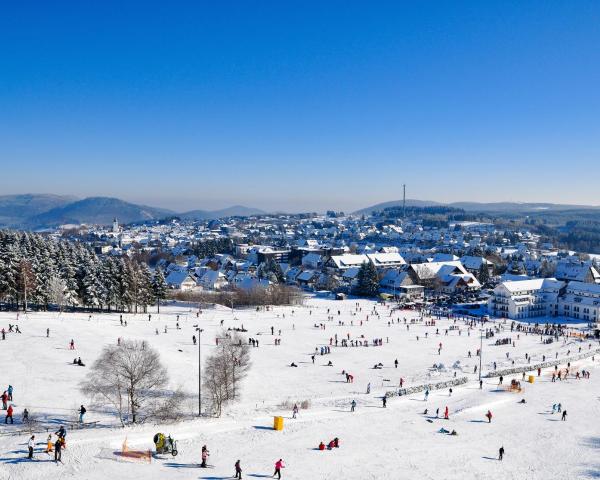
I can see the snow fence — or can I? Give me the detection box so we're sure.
[484,347,600,379]
[385,377,469,398]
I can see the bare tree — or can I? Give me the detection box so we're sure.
[81,340,168,424]
[203,332,251,417]
[48,275,67,311]
[17,260,35,312]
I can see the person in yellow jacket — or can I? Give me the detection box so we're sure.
[46,434,53,453]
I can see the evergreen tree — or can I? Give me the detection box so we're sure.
[477,263,490,284]
[152,269,168,313]
[355,261,380,297]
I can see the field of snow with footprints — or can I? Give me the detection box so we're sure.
[0,296,599,480]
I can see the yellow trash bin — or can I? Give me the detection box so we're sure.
[528,375,535,384]
[273,416,284,431]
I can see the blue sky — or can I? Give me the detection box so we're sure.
[1,1,599,212]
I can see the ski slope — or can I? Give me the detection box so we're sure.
[0,297,598,479]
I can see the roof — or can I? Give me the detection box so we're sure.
[501,278,564,293]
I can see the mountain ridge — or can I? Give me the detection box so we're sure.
[0,194,267,228]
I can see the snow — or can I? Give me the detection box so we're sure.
[0,298,599,479]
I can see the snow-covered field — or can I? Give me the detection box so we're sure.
[0,297,599,480]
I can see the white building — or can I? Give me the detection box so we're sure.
[489,278,600,324]
[488,278,564,320]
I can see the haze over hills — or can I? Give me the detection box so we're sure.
[0,194,267,228]
[354,199,600,215]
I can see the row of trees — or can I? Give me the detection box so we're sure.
[0,231,168,312]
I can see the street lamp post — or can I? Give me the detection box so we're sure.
[479,328,483,382]
[195,326,204,416]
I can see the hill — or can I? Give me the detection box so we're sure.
[0,194,78,226]
[27,197,173,227]
[355,199,600,215]
[180,205,266,220]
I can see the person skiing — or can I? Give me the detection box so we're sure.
[201,445,209,467]
[7,385,13,401]
[5,404,14,424]
[366,382,371,394]
[22,408,29,423]
[292,404,299,419]
[79,405,86,424]
[273,458,285,479]
[499,446,504,461]
[234,459,242,479]
[350,400,356,412]
[27,435,35,459]
[382,396,387,408]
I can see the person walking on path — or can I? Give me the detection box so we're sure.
[273,458,285,479]
[27,435,35,459]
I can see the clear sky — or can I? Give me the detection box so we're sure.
[1,1,599,212]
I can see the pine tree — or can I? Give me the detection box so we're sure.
[477,263,490,285]
[355,261,380,297]
[152,269,168,313]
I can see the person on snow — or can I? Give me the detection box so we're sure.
[54,436,63,462]
[5,404,14,424]
[55,426,66,442]
[424,389,429,401]
[382,397,387,408]
[327,439,336,450]
[350,400,356,412]
[366,382,371,394]
[1,391,7,410]
[498,446,504,461]
[27,435,35,459]
[79,405,86,424]
[46,434,53,453]
[273,458,285,479]
[561,410,567,421]
[319,441,325,451]
[7,385,13,401]
[292,404,299,419]
[201,445,209,467]
[444,406,449,420]
[235,459,242,479]
[22,408,29,423]
[486,410,492,423]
